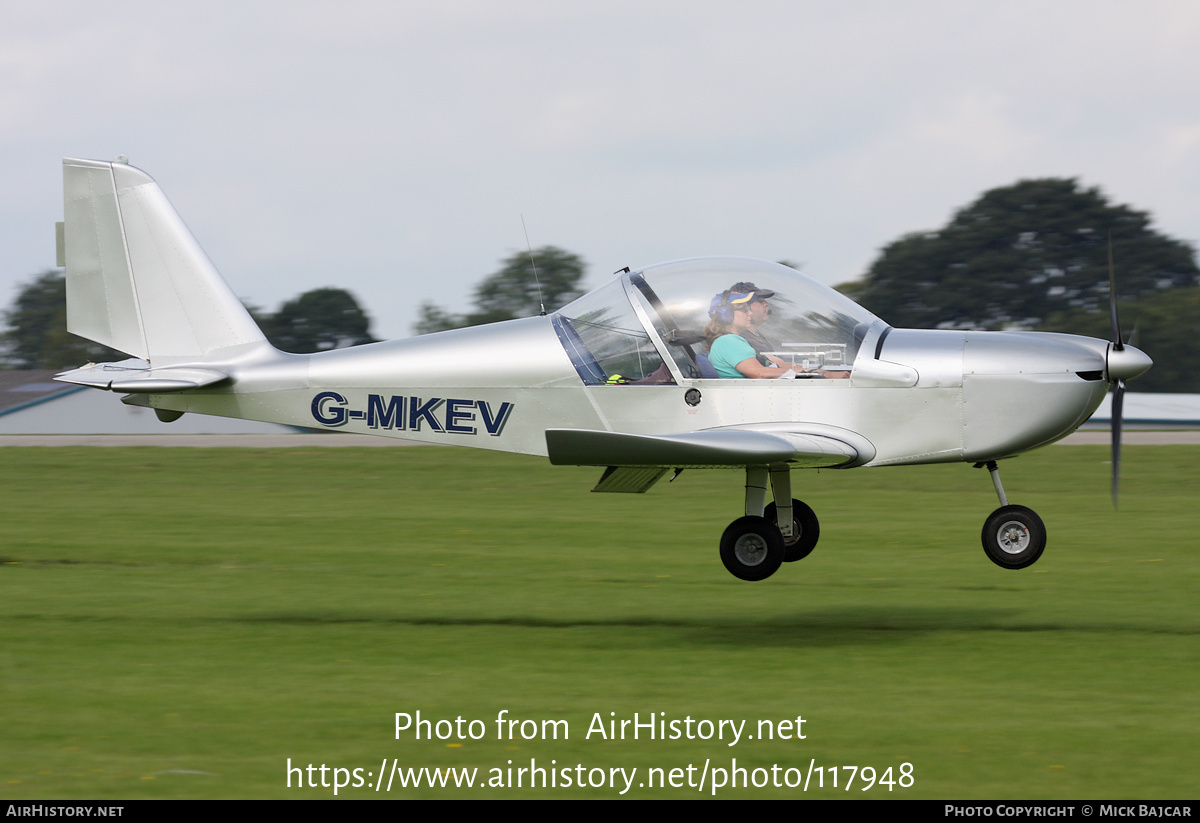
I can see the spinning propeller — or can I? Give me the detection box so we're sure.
[1105,236,1153,507]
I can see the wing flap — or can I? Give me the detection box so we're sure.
[592,466,671,493]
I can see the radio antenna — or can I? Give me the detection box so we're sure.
[521,214,546,316]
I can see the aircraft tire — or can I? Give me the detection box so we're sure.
[981,505,1046,570]
[720,516,785,581]
[765,499,820,562]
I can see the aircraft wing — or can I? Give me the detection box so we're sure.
[55,359,229,393]
[545,425,874,492]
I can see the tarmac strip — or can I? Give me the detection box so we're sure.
[1054,430,1200,445]
[0,434,429,447]
[1,432,1198,447]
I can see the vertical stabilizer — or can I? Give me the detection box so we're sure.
[62,158,266,363]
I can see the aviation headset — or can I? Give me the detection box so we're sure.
[709,290,756,325]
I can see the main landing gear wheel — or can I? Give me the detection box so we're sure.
[764,499,820,562]
[981,505,1047,570]
[719,516,784,581]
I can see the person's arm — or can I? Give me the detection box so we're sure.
[761,351,850,379]
[763,352,797,370]
[734,357,793,379]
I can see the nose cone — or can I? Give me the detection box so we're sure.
[1107,344,1152,382]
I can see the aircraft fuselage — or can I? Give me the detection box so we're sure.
[125,317,1113,468]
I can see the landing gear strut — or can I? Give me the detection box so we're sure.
[719,467,820,580]
[976,461,1046,569]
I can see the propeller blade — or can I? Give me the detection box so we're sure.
[1111,379,1125,508]
[1108,233,1124,352]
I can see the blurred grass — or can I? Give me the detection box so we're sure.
[0,444,1196,798]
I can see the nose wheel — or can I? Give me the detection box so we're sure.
[981,505,1046,569]
[976,461,1047,569]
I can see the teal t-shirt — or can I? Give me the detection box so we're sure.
[708,334,758,378]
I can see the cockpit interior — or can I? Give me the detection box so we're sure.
[552,258,883,385]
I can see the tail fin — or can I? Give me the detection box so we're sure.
[61,158,266,364]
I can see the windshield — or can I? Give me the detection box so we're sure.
[554,258,882,383]
[551,278,673,384]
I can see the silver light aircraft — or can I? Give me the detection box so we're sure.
[54,157,1153,581]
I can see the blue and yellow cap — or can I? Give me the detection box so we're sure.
[709,291,756,318]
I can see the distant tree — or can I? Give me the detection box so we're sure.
[849,179,1200,331]
[413,301,468,336]
[1,270,124,369]
[260,287,376,353]
[833,278,868,303]
[415,246,586,334]
[1044,286,1200,393]
[242,301,273,333]
[1120,287,1200,393]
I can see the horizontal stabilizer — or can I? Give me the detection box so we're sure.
[55,359,228,393]
[545,427,862,469]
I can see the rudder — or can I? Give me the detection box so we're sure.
[61,158,266,364]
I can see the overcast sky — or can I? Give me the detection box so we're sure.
[4,1,1199,340]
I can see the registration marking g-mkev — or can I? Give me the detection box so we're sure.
[311,392,514,435]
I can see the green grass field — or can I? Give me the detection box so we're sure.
[1,444,1196,798]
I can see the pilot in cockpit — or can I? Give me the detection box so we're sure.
[728,280,777,359]
[705,283,849,379]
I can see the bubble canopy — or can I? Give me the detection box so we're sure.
[552,257,884,385]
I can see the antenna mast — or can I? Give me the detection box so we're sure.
[521,214,546,316]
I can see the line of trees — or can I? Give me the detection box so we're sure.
[5,184,1198,391]
[1,246,584,370]
[0,272,376,370]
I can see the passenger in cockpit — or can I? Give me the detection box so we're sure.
[704,289,794,379]
[705,286,849,379]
